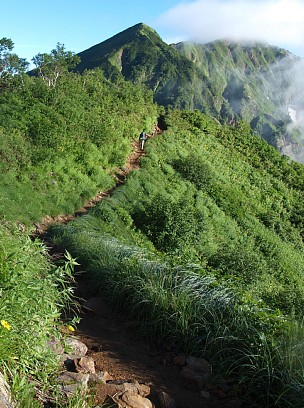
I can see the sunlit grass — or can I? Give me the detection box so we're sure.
[50,221,304,406]
[0,223,80,406]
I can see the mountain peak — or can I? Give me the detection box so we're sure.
[135,22,159,36]
[76,23,162,73]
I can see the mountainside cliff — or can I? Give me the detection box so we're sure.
[76,23,304,162]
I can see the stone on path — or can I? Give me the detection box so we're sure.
[157,390,176,408]
[121,390,153,408]
[65,337,88,358]
[186,356,212,374]
[74,356,96,374]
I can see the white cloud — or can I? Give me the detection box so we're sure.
[156,0,304,56]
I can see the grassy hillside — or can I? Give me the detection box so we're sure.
[0,55,158,406]
[76,23,203,109]
[174,40,290,121]
[50,109,304,407]
[0,223,83,407]
[1,34,304,407]
[0,69,158,225]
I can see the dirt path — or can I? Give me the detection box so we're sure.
[33,139,145,236]
[36,134,244,407]
[75,278,242,408]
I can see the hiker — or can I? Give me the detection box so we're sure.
[139,130,148,150]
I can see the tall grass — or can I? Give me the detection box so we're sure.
[0,222,81,406]
[49,224,304,406]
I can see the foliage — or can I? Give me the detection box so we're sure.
[49,219,303,407]
[49,108,304,406]
[1,31,304,407]
[0,223,80,406]
[0,60,158,224]
[74,24,304,159]
[0,38,158,405]
[132,190,201,256]
[0,38,29,88]
[32,43,80,88]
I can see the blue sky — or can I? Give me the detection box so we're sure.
[3,0,304,64]
[2,0,179,63]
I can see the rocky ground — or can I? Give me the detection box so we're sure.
[66,274,245,408]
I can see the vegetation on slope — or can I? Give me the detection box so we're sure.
[0,223,82,407]
[0,54,158,224]
[0,39,158,406]
[1,33,304,407]
[75,23,304,161]
[76,23,202,110]
[50,109,304,407]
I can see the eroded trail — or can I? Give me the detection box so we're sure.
[36,134,243,408]
[75,279,242,408]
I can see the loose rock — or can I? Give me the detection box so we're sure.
[95,371,114,383]
[58,371,90,396]
[157,391,176,408]
[172,355,187,367]
[186,356,212,375]
[57,371,90,386]
[47,335,64,355]
[74,356,96,374]
[200,390,211,400]
[0,372,14,408]
[121,390,153,408]
[65,337,88,358]
[180,367,208,389]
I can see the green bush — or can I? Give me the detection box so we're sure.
[132,191,201,255]
[172,154,214,190]
[47,108,304,406]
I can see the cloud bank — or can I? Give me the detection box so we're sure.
[157,0,304,56]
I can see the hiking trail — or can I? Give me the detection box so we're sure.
[35,132,244,408]
[33,138,145,236]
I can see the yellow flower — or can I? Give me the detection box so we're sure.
[1,320,11,331]
[68,325,75,332]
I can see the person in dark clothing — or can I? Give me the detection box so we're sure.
[139,130,148,150]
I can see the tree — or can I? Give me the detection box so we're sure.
[0,38,29,86]
[32,43,80,88]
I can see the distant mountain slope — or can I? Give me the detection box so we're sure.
[75,23,304,162]
[77,23,204,108]
[174,40,304,160]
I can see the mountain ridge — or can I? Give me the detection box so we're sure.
[75,23,304,162]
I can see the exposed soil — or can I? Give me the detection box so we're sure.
[36,133,245,408]
[75,278,243,408]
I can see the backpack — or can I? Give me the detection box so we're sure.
[139,131,146,140]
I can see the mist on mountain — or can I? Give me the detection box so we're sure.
[75,22,304,162]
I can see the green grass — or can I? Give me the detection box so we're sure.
[0,223,83,406]
[48,109,304,406]
[0,66,159,405]
[1,60,304,406]
[49,223,304,407]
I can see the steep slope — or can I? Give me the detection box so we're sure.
[76,23,205,109]
[174,40,304,160]
[75,23,304,162]
[49,109,304,407]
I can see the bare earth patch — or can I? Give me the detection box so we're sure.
[74,277,243,408]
